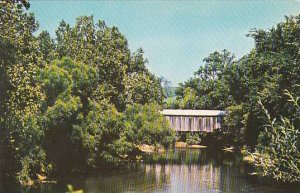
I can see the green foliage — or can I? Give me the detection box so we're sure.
[38,58,169,169]
[0,2,169,185]
[52,16,164,109]
[179,87,198,109]
[251,89,300,183]
[38,64,72,105]
[172,16,300,184]
[81,102,126,166]
[175,50,235,110]
[186,133,201,145]
[224,104,247,145]
[0,1,48,185]
[38,31,55,64]
[164,97,179,109]
[174,15,300,148]
[38,58,174,170]
[40,58,94,172]
[123,103,175,148]
[124,72,164,106]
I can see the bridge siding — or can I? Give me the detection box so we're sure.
[164,116,222,132]
[162,109,225,132]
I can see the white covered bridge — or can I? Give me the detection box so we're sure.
[161,109,226,132]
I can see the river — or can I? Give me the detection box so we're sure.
[1,148,299,193]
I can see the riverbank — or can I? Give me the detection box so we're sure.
[137,142,208,154]
[175,142,207,149]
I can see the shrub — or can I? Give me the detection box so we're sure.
[123,103,175,148]
[251,89,300,183]
[186,133,201,145]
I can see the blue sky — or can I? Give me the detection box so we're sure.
[30,1,300,86]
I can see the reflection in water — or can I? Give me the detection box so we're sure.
[1,149,300,193]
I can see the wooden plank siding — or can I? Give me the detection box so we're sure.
[161,110,225,132]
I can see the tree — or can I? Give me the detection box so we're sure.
[38,31,55,64]
[124,72,164,106]
[123,103,175,148]
[0,1,47,184]
[174,15,300,149]
[53,16,131,109]
[175,49,235,110]
[45,16,165,110]
[0,2,172,185]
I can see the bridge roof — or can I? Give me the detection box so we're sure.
[161,109,226,116]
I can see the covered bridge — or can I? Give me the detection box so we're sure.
[161,109,226,132]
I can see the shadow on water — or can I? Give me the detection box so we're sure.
[1,148,300,193]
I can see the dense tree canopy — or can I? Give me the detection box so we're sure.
[0,0,46,184]
[41,16,164,110]
[173,15,300,182]
[173,15,300,146]
[0,1,173,185]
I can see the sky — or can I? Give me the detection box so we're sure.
[30,0,300,86]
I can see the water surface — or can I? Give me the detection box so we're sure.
[1,148,299,193]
